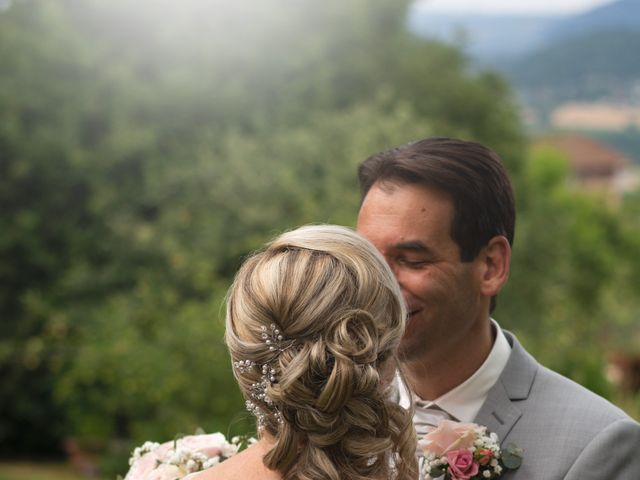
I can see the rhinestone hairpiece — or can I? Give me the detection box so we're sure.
[233,323,289,429]
[261,323,286,352]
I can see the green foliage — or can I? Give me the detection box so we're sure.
[0,0,525,471]
[3,5,639,477]
[8,0,639,475]
[51,97,432,457]
[499,146,640,397]
[3,1,639,474]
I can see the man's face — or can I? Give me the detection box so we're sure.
[357,182,486,364]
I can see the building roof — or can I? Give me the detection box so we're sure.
[537,134,631,175]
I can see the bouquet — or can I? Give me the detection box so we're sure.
[418,420,522,480]
[123,432,248,480]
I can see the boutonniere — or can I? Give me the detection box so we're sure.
[418,420,522,479]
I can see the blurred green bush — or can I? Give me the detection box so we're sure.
[1,0,638,477]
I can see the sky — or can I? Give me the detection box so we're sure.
[413,0,617,15]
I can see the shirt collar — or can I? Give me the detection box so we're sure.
[411,319,511,423]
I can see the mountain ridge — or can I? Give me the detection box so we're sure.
[408,0,640,62]
[410,0,640,115]
[545,0,640,42]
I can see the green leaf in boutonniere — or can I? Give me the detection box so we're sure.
[429,464,447,478]
[501,443,523,470]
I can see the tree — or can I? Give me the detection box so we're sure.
[0,0,526,469]
[499,145,640,397]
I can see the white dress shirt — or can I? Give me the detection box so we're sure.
[398,319,512,423]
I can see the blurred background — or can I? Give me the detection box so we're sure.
[1,0,639,478]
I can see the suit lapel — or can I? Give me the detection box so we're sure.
[474,331,538,445]
[474,378,522,443]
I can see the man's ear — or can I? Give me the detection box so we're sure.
[479,235,511,297]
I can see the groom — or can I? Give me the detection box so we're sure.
[356,137,640,479]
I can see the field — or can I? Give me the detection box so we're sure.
[0,462,86,480]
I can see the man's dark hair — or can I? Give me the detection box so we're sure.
[358,137,515,262]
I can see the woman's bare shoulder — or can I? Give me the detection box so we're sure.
[184,458,233,480]
[186,443,280,480]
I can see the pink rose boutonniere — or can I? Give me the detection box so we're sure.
[418,420,522,480]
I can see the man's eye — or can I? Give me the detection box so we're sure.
[398,258,427,268]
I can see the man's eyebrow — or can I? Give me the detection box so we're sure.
[393,241,431,253]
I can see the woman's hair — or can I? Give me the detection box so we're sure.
[225,225,417,480]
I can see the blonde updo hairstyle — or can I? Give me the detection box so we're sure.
[225,225,417,480]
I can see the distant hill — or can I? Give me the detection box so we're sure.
[544,0,640,42]
[503,28,640,101]
[409,0,640,62]
[499,0,640,112]
[409,0,640,126]
[407,11,559,61]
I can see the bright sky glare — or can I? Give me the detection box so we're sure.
[413,0,617,15]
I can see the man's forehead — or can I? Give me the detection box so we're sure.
[357,183,457,254]
[359,183,454,225]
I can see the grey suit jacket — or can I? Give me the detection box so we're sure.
[474,331,640,479]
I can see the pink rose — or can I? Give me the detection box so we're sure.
[125,433,234,480]
[125,443,175,480]
[476,448,494,466]
[418,420,479,457]
[447,449,479,480]
[179,433,228,458]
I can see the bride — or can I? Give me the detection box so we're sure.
[188,225,417,480]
